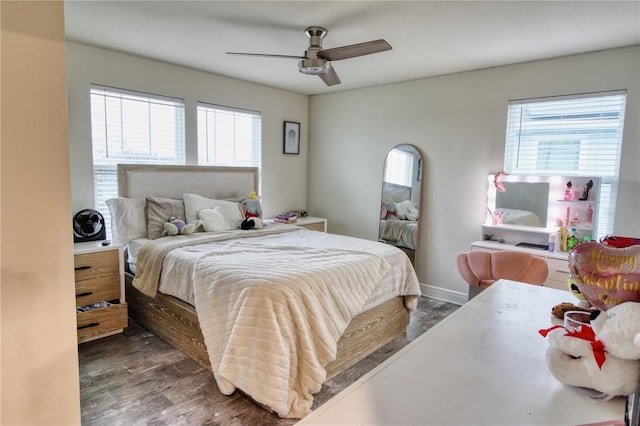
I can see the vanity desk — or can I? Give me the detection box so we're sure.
[471,239,570,291]
[476,174,602,292]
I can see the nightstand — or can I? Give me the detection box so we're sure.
[74,241,128,343]
[295,216,327,232]
[264,216,328,232]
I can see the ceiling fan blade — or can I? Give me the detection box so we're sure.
[226,52,304,60]
[318,39,391,61]
[319,65,341,86]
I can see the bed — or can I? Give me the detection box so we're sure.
[379,219,418,250]
[379,199,419,250]
[111,164,421,419]
[499,208,543,227]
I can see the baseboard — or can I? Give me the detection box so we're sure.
[420,283,467,305]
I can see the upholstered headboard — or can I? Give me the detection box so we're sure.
[382,182,412,204]
[117,164,258,199]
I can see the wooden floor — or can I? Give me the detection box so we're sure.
[79,296,459,425]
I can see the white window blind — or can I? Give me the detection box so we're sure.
[90,85,186,235]
[197,102,262,191]
[504,91,627,238]
[384,148,414,187]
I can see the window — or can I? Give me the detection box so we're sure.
[197,102,262,191]
[384,148,414,187]
[90,85,185,235]
[504,91,627,238]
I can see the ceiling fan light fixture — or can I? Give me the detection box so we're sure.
[298,58,330,75]
[227,25,390,86]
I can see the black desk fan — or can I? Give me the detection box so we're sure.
[72,209,106,243]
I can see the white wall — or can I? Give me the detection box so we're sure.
[1,1,81,423]
[66,42,309,219]
[66,43,639,304]
[308,46,640,303]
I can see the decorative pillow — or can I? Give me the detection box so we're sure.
[406,210,419,221]
[146,196,185,240]
[199,207,228,232]
[183,193,243,231]
[106,197,147,244]
[395,200,416,219]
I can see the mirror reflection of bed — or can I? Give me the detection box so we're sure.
[379,144,423,266]
[495,181,549,227]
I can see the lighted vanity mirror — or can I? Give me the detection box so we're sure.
[496,181,549,227]
[488,174,554,229]
[487,174,599,231]
[379,144,423,265]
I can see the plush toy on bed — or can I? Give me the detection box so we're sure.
[239,191,264,230]
[163,216,196,236]
[240,191,263,219]
[385,196,398,220]
[241,217,264,230]
[539,301,640,398]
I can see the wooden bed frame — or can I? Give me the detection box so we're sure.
[118,164,411,380]
[125,274,408,378]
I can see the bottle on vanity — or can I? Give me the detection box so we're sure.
[567,228,579,251]
[586,204,594,225]
[548,233,555,252]
[555,228,563,252]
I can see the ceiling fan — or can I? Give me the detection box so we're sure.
[226,26,392,86]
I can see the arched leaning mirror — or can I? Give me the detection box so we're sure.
[379,144,423,266]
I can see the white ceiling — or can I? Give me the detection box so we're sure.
[64,1,640,96]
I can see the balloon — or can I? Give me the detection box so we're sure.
[568,241,640,311]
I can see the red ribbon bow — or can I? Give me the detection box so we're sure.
[539,325,607,369]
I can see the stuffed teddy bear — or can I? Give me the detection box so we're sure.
[240,191,263,219]
[163,216,196,236]
[550,302,593,320]
[540,301,640,398]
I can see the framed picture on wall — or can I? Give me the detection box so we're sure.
[283,121,300,155]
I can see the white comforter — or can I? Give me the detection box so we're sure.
[132,226,421,418]
[379,219,418,250]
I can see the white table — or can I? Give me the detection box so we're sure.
[297,280,627,425]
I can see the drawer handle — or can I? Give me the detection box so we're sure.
[555,269,570,274]
[75,266,91,271]
[78,322,99,330]
[76,292,93,298]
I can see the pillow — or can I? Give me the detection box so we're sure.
[406,211,419,221]
[395,200,416,219]
[183,193,243,231]
[199,207,228,232]
[146,196,185,240]
[105,197,147,244]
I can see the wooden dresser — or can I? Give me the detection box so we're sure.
[74,241,128,343]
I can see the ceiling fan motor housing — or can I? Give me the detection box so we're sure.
[299,26,330,75]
